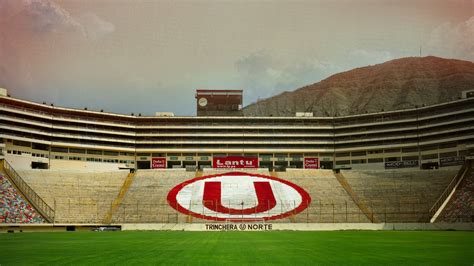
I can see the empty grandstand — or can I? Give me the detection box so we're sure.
[112,170,196,223]
[341,167,460,222]
[18,169,129,223]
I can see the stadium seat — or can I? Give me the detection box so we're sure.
[341,166,461,222]
[0,175,45,223]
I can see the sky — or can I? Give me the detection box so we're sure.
[0,0,473,116]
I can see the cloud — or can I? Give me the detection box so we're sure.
[0,0,114,38]
[0,0,115,92]
[22,0,84,34]
[77,13,115,41]
[426,16,474,61]
[235,48,400,105]
[234,51,341,104]
[235,51,275,77]
[234,51,274,96]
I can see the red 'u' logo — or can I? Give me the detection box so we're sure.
[167,172,311,222]
[203,181,277,214]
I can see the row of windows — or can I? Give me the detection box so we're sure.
[5,148,325,159]
[50,147,132,156]
[333,145,459,158]
[7,149,133,164]
[5,143,463,159]
[60,156,134,164]
[7,150,41,157]
[6,148,467,166]
[335,151,465,165]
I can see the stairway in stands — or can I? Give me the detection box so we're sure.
[334,171,377,223]
[104,171,137,224]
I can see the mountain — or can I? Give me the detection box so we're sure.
[242,56,474,117]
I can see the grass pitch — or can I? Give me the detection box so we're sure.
[0,231,472,265]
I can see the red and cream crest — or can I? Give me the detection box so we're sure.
[167,172,311,222]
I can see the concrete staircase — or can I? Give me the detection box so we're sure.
[104,171,136,224]
[334,170,377,223]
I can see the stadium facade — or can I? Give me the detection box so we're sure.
[0,88,473,228]
[0,89,472,171]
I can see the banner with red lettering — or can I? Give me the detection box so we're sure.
[213,156,258,168]
[304,158,319,169]
[152,157,166,169]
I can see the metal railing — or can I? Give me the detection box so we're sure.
[19,199,440,224]
[429,160,471,219]
[5,199,469,224]
[107,201,438,224]
[4,195,461,224]
[1,159,55,223]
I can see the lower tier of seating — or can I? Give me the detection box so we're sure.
[277,170,370,223]
[113,170,371,223]
[342,167,461,222]
[112,170,198,223]
[19,170,129,223]
[10,166,465,224]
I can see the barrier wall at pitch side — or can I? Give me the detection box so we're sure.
[121,223,474,231]
[2,223,473,233]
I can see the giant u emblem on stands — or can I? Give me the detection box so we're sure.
[167,172,311,222]
[203,181,277,214]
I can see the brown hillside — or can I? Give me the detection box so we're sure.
[243,56,474,116]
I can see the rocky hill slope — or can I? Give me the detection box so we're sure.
[243,56,474,117]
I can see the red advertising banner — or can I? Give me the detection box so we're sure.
[304,158,319,169]
[151,157,166,169]
[213,156,258,168]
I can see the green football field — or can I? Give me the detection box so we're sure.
[0,231,472,265]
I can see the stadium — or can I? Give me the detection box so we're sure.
[0,83,473,263]
[1,87,473,224]
[2,1,474,262]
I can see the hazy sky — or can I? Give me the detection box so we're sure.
[0,0,473,116]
